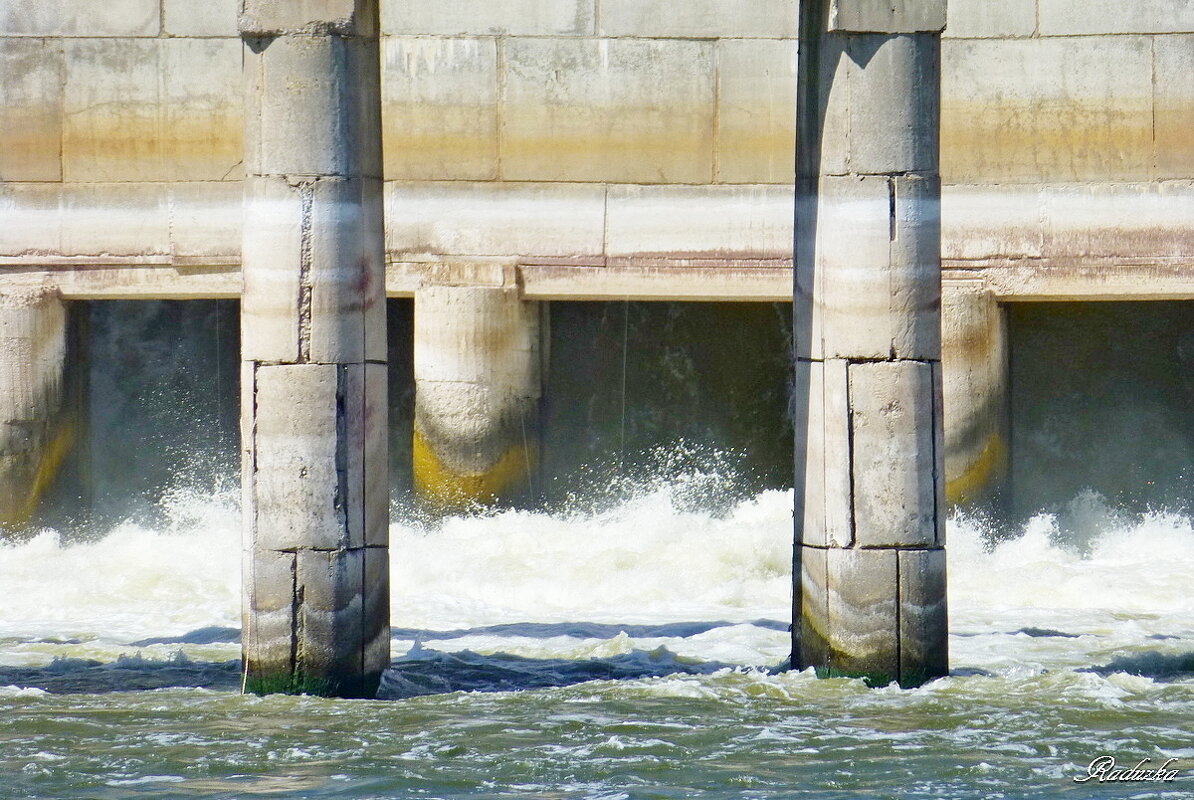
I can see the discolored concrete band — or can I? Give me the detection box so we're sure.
[793,0,948,688]
[239,0,389,698]
[412,285,541,511]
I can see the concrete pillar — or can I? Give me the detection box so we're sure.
[413,285,541,511]
[238,0,389,698]
[0,289,70,526]
[793,0,948,687]
[942,283,1009,511]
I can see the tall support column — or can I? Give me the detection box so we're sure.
[0,289,70,525]
[238,0,389,698]
[412,285,541,511]
[793,0,948,687]
[942,284,1009,511]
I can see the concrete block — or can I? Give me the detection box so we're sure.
[0,39,63,181]
[888,173,942,359]
[598,0,797,38]
[363,547,390,679]
[168,183,243,260]
[0,185,62,257]
[163,39,243,181]
[383,0,594,35]
[165,0,238,36]
[252,364,358,550]
[799,360,853,548]
[940,184,1043,261]
[605,185,792,263]
[898,548,948,684]
[796,544,829,668]
[1154,36,1194,179]
[830,0,945,32]
[0,0,159,36]
[825,547,899,682]
[845,34,939,174]
[241,176,303,363]
[295,548,365,691]
[363,365,389,547]
[848,361,939,547]
[716,39,797,184]
[61,184,170,257]
[381,37,498,181]
[942,37,1153,183]
[810,174,892,360]
[1042,182,1194,260]
[239,0,376,37]
[308,177,386,363]
[1039,0,1194,34]
[242,548,296,675]
[502,38,715,183]
[944,0,1035,38]
[244,35,381,179]
[385,182,605,260]
[63,39,242,182]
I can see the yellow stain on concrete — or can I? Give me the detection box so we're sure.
[412,428,533,510]
[0,419,74,527]
[945,431,1007,506]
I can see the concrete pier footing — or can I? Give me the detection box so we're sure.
[942,284,1009,509]
[413,285,542,510]
[793,0,948,687]
[0,289,70,525]
[238,0,389,698]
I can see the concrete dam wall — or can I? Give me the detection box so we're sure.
[1,0,1192,694]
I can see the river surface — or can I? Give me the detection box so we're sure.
[1,482,1193,799]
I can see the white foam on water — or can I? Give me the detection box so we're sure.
[0,478,1190,676]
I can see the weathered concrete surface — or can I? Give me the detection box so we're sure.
[62,38,243,182]
[413,286,540,509]
[1038,0,1194,35]
[0,39,63,182]
[941,285,1007,508]
[717,39,797,183]
[598,0,798,38]
[501,38,715,183]
[381,38,498,181]
[164,0,238,37]
[0,290,69,525]
[944,0,1035,38]
[828,0,946,33]
[1,0,159,36]
[942,37,1154,183]
[794,0,947,687]
[383,0,595,36]
[239,0,388,699]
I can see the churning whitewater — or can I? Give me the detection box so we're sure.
[1,480,1194,798]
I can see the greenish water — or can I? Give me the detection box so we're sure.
[2,485,1194,798]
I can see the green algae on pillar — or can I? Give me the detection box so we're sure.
[793,0,948,688]
[412,285,541,511]
[238,0,389,698]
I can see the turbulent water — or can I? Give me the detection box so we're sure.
[1,481,1193,799]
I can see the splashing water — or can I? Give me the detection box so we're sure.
[1,477,1193,798]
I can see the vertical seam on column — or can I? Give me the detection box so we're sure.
[290,552,301,682]
[894,550,902,686]
[712,40,721,183]
[930,360,941,546]
[297,182,315,363]
[844,361,856,547]
[335,365,350,542]
[496,36,506,182]
[1150,37,1158,179]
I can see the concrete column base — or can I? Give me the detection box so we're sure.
[413,285,541,510]
[0,289,70,526]
[942,284,1010,511]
